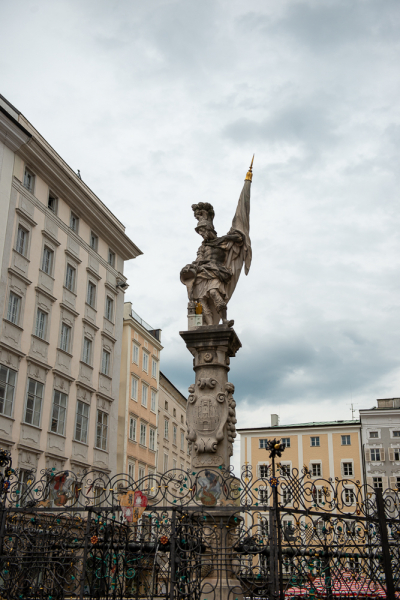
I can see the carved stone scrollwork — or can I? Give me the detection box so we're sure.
[225,382,237,457]
[198,377,217,389]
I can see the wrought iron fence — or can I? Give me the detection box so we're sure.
[0,447,398,599]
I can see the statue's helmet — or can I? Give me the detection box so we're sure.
[192,202,216,234]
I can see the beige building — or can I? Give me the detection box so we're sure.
[239,415,363,507]
[0,95,141,481]
[117,303,162,481]
[158,372,190,474]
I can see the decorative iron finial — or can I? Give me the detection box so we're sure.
[245,155,254,181]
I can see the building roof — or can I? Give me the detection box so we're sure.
[237,419,360,433]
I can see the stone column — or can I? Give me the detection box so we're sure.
[179,325,241,472]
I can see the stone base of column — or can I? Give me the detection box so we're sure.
[180,325,241,474]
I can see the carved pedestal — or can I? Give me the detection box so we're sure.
[180,326,241,472]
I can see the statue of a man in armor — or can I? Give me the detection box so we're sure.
[180,159,253,326]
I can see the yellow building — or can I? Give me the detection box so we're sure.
[238,416,363,508]
[117,302,163,480]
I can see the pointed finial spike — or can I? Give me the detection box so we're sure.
[245,155,254,181]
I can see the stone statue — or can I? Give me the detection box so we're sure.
[180,158,253,327]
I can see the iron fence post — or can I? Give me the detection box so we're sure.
[80,506,93,600]
[169,508,177,600]
[375,488,395,600]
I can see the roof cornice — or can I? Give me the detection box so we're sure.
[0,107,31,152]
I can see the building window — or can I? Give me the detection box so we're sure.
[0,365,16,417]
[140,423,146,446]
[23,167,35,192]
[369,431,379,439]
[151,390,156,412]
[342,435,351,446]
[131,377,138,400]
[280,464,291,477]
[60,323,71,353]
[132,343,139,364]
[142,351,149,372]
[373,477,383,489]
[138,465,145,481]
[51,390,67,435]
[311,463,322,477]
[396,476,400,489]
[96,410,108,450]
[163,453,169,472]
[16,225,28,256]
[393,430,400,438]
[181,431,185,450]
[41,246,54,275]
[87,281,96,308]
[282,489,292,504]
[90,231,98,251]
[311,436,320,447]
[173,425,177,445]
[24,378,44,427]
[129,416,137,441]
[343,462,353,477]
[164,419,169,439]
[7,292,21,324]
[82,337,92,365]
[75,401,89,443]
[181,415,184,424]
[259,439,268,449]
[165,401,168,411]
[70,212,79,233]
[108,249,115,267]
[101,350,110,376]
[172,459,176,470]
[258,486,268,503]
[152,359,157,379]
[128,462,135,480]
[149,428,155,450]
[173,408,176,417]
[48,192,57,214]
[65,264,76,292]
[314,488,324,505]
[141,384,148,407]
[370,448,381,461]
[394,448,400,461]
[259,464,269,478]
[105,296,114,321]
[281,437,291,448]
[35,309,47,339]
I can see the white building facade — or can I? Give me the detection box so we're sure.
[0,95,141,481]
[360,397,400,491]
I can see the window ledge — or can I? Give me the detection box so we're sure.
[32,334,50,345]
[49,431,66,439]
[39,268,55,280]
[13,249,30,261]
[85,302,97,312]
[73,439,88,446]
[57,347,73,358]
[99,371,112,380]
[63,285,77,297]
[139,444,147,449]
[80,360,93,370]
[94,446,108,453]
[128,439,137,444]
[3,319,24,331]
[22,422,42,430]
[0,414,14,422]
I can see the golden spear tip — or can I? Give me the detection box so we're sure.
[245,154,254,181]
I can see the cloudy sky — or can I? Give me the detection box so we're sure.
[1,0,400,470]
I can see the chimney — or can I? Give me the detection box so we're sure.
[271,414,279,427]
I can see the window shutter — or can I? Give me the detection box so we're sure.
[389,476,397,489]
[366,477,373,488]
[380,448,385,461]
[382,476,388,491]
[389,449,394,462]
[365,449,371,462]
[340,462,344,477]
[257,465,260,477]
